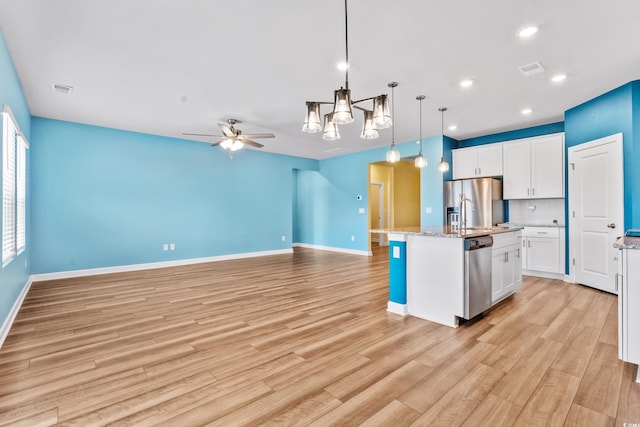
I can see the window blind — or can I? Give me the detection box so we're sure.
[16,133,26,253]
[2,111,17,263]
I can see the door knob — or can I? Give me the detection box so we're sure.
[607,223,616,229]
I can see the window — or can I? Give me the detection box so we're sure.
[2,106,28,265]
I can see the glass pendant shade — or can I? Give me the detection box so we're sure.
[332,88,354,124]
[437,156,450,172]
[372,95,392,129]
[302,102,322,133]
[386,144,400,163]
[415,152,427,168]
[360,110,379,139]
[322,114,341,141]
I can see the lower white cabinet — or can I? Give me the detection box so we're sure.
[617,246,640,382]
[521,227,565,276]
[492,231,522,304]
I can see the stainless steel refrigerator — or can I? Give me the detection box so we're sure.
[443,178,504,228]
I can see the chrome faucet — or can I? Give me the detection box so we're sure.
[459,193,476,228]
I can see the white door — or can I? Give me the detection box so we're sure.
[569,133,624,294]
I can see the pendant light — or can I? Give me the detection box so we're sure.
[414,95,427,168]
[437,107,450,172]
[302,0,391,140]
[385,82,400,163]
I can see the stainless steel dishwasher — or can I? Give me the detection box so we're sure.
[463,235,493,319]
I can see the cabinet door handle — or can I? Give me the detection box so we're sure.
[475,168,478,175]
[527,188,530,196]
[478,168,482,175]
[532,188,535,196]
[528,240,531,248]
[522,240,525,248]
[505,252,509,262]
[516,248,520,258]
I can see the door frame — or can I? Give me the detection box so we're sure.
[568,132,624,287]
[370,181,386,246]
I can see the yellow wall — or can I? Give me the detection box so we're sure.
[392,161,421,227]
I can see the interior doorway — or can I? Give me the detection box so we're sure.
[370,182,385,246]
[368,161,421,253]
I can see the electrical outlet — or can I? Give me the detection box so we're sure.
[351,235,355,241]
[281,235,286,241]
[163,243,169,251]
[170,243,175,251]
[358,208,365,214]
[425,207,432,214]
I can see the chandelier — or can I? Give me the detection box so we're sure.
[302,0,391,140]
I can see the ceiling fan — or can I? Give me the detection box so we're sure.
[183,119,275,152]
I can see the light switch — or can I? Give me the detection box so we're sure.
[170,243,175,250]
[358,208,365,214]
[393,246,400,258]
[425,207,432,214]
[163,243,169,251]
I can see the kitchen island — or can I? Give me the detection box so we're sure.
[371,226,523,327]
[614,235,640,382]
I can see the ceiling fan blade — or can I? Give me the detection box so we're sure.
[183,133,218,137]
[238,133,275,139]
[218,123,236,137]
[242,139,264,148]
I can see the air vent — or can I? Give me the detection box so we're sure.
[517,61,546,77]
[52,83,74,95]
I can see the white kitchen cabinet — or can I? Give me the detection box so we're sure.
[503,134,564,199]
[491,231,522,304]
[453,144,503,179]
[617,245,640,382]
[521,226,565,276]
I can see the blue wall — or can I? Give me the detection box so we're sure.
[565,81,638,230]
[458,122,565,147]
[295,135,445,251]
[0,29,31,332]
[30,118,317,273]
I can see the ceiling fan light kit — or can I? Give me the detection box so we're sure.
[302,0,391,140]
[183,118,274,155]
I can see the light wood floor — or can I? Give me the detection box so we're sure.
[0,246,639,426]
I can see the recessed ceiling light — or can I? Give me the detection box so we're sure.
[337,62,349,71]
[448,125,458,131]
[518,26,538,38]
[551,73,567,83]
[521,108,533,115]
[459,79,474,88]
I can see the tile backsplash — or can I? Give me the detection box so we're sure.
[508,198,565,225]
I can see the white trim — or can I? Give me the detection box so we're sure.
[293,243,371,256]
[0,277,32,348]
[387,301,408,316]
[30,249,293,282]
[522,270,567,281]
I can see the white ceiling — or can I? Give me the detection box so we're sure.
[1,0,639,160]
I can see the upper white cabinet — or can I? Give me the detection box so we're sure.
[503,134,564,199]
[453,144,503,179]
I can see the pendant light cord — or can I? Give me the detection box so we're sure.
[391,85,395,146]
[344,0,349,90]
[419,98,423,153]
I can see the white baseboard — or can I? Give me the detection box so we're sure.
[0,277,33,348]
[523,269,566,281]
[30,249,294,282]
[293,243,371,256]
[387,301,408,316]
